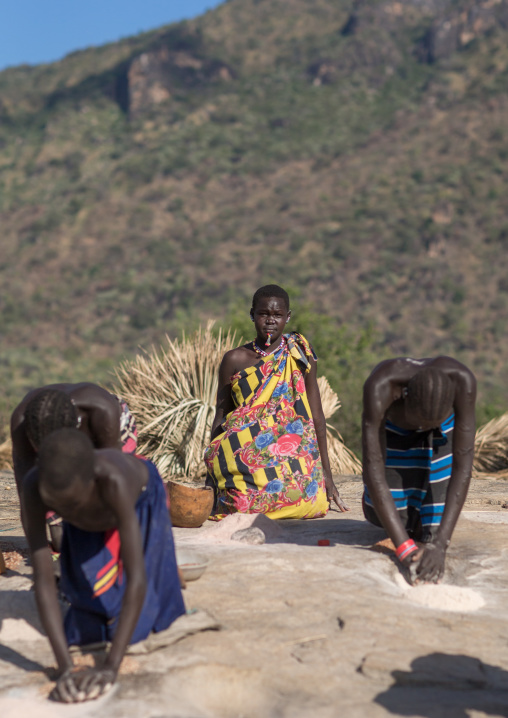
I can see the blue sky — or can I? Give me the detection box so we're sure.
[0,1,225,71]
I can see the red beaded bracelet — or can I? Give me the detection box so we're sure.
[395,539,418,561]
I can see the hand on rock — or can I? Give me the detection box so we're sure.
[402,544,446,585]
[51,667,116,703]
[326,480,350,512]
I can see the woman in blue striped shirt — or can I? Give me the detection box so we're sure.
[362,356,476,584]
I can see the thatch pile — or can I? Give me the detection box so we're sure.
[317,376,362,476]
[113,321,239,481]
[114,324,362,482]
[9,346,507,481]
[0,438,13,471]
[473,411,508,479]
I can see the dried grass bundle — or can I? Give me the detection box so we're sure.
[317,374,341,419]
[0,438,13,471]
[317,376,362,476]
[113,321,240,480]
[114,329,361,482]
[473,411,508,477]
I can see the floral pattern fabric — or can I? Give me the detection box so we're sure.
[204,333,329,520]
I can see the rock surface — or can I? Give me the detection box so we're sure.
[2,473,508,716]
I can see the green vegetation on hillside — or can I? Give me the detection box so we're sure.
[1,0,508,446]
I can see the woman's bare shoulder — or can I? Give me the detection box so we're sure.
[221,343,258,375]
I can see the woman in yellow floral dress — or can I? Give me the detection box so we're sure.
[204,285,349,519]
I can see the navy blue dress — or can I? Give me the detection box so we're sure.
[59,459,185,646]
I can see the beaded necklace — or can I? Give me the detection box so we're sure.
[251,335,286,357]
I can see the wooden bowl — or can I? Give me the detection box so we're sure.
[167,481,214,528]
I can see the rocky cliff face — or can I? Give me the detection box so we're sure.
[305,0,508,89]
[340,0,508,64]
[423,0,508,62]
[124,44,233,117]
[31,0,508,117]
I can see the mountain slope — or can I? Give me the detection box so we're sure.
[1,0,508,443]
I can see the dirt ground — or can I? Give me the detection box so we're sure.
[2,471,508,717]
[0,471,20,532]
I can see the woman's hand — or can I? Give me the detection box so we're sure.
[50,666,116,703]
[325,477,350,512]
[401,543,446,585]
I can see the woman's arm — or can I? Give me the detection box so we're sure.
[52,465,148,703]
[413,367,476,583]
[91,465,147,678]
[21,472,73,675]
[305,360,349,512]
[362,374,410,549]
[74,385,122,450]
[209,352,239,441]
[11,398,38,500]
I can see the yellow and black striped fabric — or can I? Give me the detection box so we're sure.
[204,333,328,520]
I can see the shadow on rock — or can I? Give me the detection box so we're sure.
[375,653,508,718]
[0,589,45,633]
[267,517,386,547]
[0,642,47,673]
